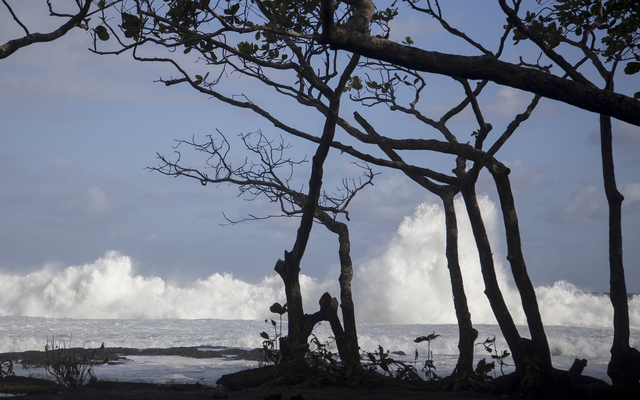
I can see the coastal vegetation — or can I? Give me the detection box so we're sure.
[2,0,639,398]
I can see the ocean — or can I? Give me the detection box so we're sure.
[0,316,636,385]
[1,197,638,385]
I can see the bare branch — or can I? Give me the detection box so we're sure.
[1,0,94,59]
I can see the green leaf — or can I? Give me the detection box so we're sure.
[94,26,109,41]
[415,333,440,343]
[122,12,143,40]
[224,3,240,15]
[402,36,414,45]
[237,41,254,54]
[269,302,287,315]
[624,62,640,75]
[260,332,270,339]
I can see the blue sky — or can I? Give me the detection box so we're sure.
[1,0,639,299]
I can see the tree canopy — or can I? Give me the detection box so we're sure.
[87,0,640,390]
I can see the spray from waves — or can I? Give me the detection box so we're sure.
[0,196,637,328]
[353,195,521,325]
[0,251,338,320]
[352,195,639,328]
[0,251,280,319]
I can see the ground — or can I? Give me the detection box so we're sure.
[1,347,638,400]
[0,376,505,400]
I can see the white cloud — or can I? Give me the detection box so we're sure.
[544,184,608,225]
[621,181,640,218]
[484,87,533,118]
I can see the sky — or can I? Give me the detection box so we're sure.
[1,0,639,298]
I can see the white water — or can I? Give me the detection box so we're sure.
[0,317,633,385]
[1,196,638,385]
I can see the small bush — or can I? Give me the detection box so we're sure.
[44,336,102,387]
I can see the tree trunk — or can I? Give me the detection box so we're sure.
[313,209,361,370]
[490,166,553,379]
[459,181,526,371]
[601,114,640,384]
[442,192,478,376]
[275,257,312,361]
[274,54,360,364]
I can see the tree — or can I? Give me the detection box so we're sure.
[91,0,554,380]
[150,129,371,369]
[500,0,640,385]
[317,0,640,126]
[89,0,631,390]
[0,0,116,60]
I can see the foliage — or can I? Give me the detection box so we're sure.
[474,358,495,378]
[44,336,102,388]
[260,302,288,365]
[475,336,510,378]
[517,0,639,56]
[363,345,423,384]
[516,0,640,95]
[517,355,544,395]
[414,333,440,381]
[306,333,339,372]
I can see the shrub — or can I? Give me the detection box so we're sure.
[44,336,102,387]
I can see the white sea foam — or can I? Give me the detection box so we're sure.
[353,195,523,325]
[0,251,286,320]
[1,316,635,384]
[0,196,637,329]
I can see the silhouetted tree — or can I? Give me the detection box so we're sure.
[89,0,636,390]
[151,129,372,369]
[317,0,640,126]
[501,0,640,384]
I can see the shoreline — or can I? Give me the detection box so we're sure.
[0,346,632,400]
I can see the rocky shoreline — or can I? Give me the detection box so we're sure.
[1,347,637,400]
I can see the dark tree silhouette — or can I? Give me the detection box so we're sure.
[151,129,373,369]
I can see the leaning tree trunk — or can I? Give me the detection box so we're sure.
[275,54,360,363]
[460,181,526,371]
[601,113,640,384]
[274,95,340,362]
[490,165,553,380]
[442,191,478,376]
